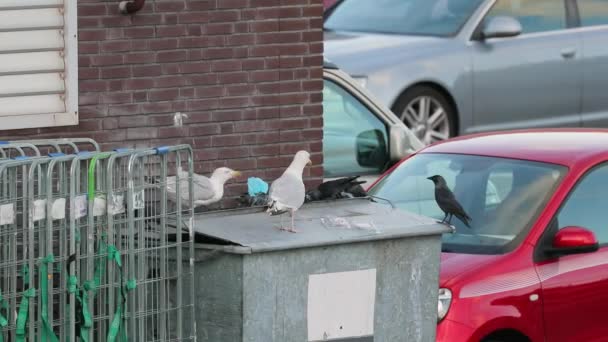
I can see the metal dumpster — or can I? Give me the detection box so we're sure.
[189,198,450,342]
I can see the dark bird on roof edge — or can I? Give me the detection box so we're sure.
[427,175,471,228]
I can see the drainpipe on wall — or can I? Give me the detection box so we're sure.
[118,0,145,14]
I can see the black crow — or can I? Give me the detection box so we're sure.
[427,175,471,228]
[318,176,367,199]
[305,189,323,203]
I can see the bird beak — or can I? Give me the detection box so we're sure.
[426,177,433,181]
[307,159,312,166]
[232,171,242,178]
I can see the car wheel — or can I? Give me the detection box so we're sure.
[392,86,457,145]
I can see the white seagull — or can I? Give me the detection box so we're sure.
[267,150,312,232]
[167,167,241,207]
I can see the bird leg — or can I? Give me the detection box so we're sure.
[288,209,298,233]
[447,213,453,225]
[441,212,448,223]
[277,210,298,233]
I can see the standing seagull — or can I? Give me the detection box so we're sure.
[166,167,241,208]
[427,175,471,228]
[267,151,312,232]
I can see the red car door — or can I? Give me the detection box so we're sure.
[535,163,608,341]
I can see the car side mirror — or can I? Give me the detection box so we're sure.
[356,129,388,168]
[388,124,423,161]
[546,226,599,258]
[481,16,522,40]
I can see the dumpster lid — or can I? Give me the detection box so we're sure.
[190,198,452,254]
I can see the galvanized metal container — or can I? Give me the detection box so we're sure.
[189,198,450,342]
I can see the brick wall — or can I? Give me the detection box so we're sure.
[0,0,324,207]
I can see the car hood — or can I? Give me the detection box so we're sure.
[439,252,501,288]
[324,31,446,74]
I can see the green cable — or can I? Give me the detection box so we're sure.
[0,289,8,342]
[40,255,59,342]
[79,281,94,342]
[21,265,29,287]
[106,246,136,342]
[15,288,36,342]
[93,234,108,296]
[88,153,111,202]
[66,276,80,342]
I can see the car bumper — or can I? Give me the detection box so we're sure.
[436,319,475,342]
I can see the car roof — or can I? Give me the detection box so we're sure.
[421,129,608,167]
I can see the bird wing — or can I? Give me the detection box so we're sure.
[318,175,362,198]
[435,185,472,225]
[267,172,305,211]
[435,186,464,212]
[167,170,216,204]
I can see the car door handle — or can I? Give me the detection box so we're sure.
[561,48,577,59]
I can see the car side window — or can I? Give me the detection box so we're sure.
[323,79,389,178]
[577,0,608,27]
[556,163,608,244]
[485,0,567,34]
[485,170,514,208]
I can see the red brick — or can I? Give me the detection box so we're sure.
[80,80,107,92]
[156,50,189,63]
[178,12,210,24]
[101,66,131,79]
[124,78,155,90]
[127,127,158,140]
[79,42,99,54]
[195,86,225,98]
[79,30,107,41]
[209,10,240,22]
[205,23,234,35]
[179,62,211,74]
[211,60,241,72]
[132,65,162,77]
[149,89,179,101]
[157,25,188,37]
[251,71,278,82]
[218,146,250,158]
[150,39,179,51]
[118,114,148,127]
[124,27,155,38]
[218,0,248,9]
[235,120,266,133]
[218,72,248,84]
[155,1,186,11]
[100,40,131,53]
[249,21,278,32]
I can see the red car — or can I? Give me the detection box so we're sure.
[368,129,608,342]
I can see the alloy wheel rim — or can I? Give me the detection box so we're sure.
[400,96,451,145]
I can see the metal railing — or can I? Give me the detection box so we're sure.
[0,139,196,341]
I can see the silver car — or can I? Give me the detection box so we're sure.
[322,60,423,181]
[324,0,608,144]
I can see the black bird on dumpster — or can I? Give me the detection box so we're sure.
[318,175,367,199]
[427,175,471,228]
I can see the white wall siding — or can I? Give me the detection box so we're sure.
[0,0,77,130]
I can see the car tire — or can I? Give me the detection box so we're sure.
[392,86,457,145]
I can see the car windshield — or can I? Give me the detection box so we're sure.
[324,0,485,36]
[369,153,566,254]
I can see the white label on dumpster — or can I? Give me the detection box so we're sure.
[307,269,376,341]
[109,194,125,215]
[33,199,46,221]
[74,195,87,219]
[52,198,66,220]
[93,196,106,217]
[0,203,15,225]
[133,190,145,210]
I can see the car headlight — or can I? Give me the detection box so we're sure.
[437,288,452,322]
[351,76,368,88]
